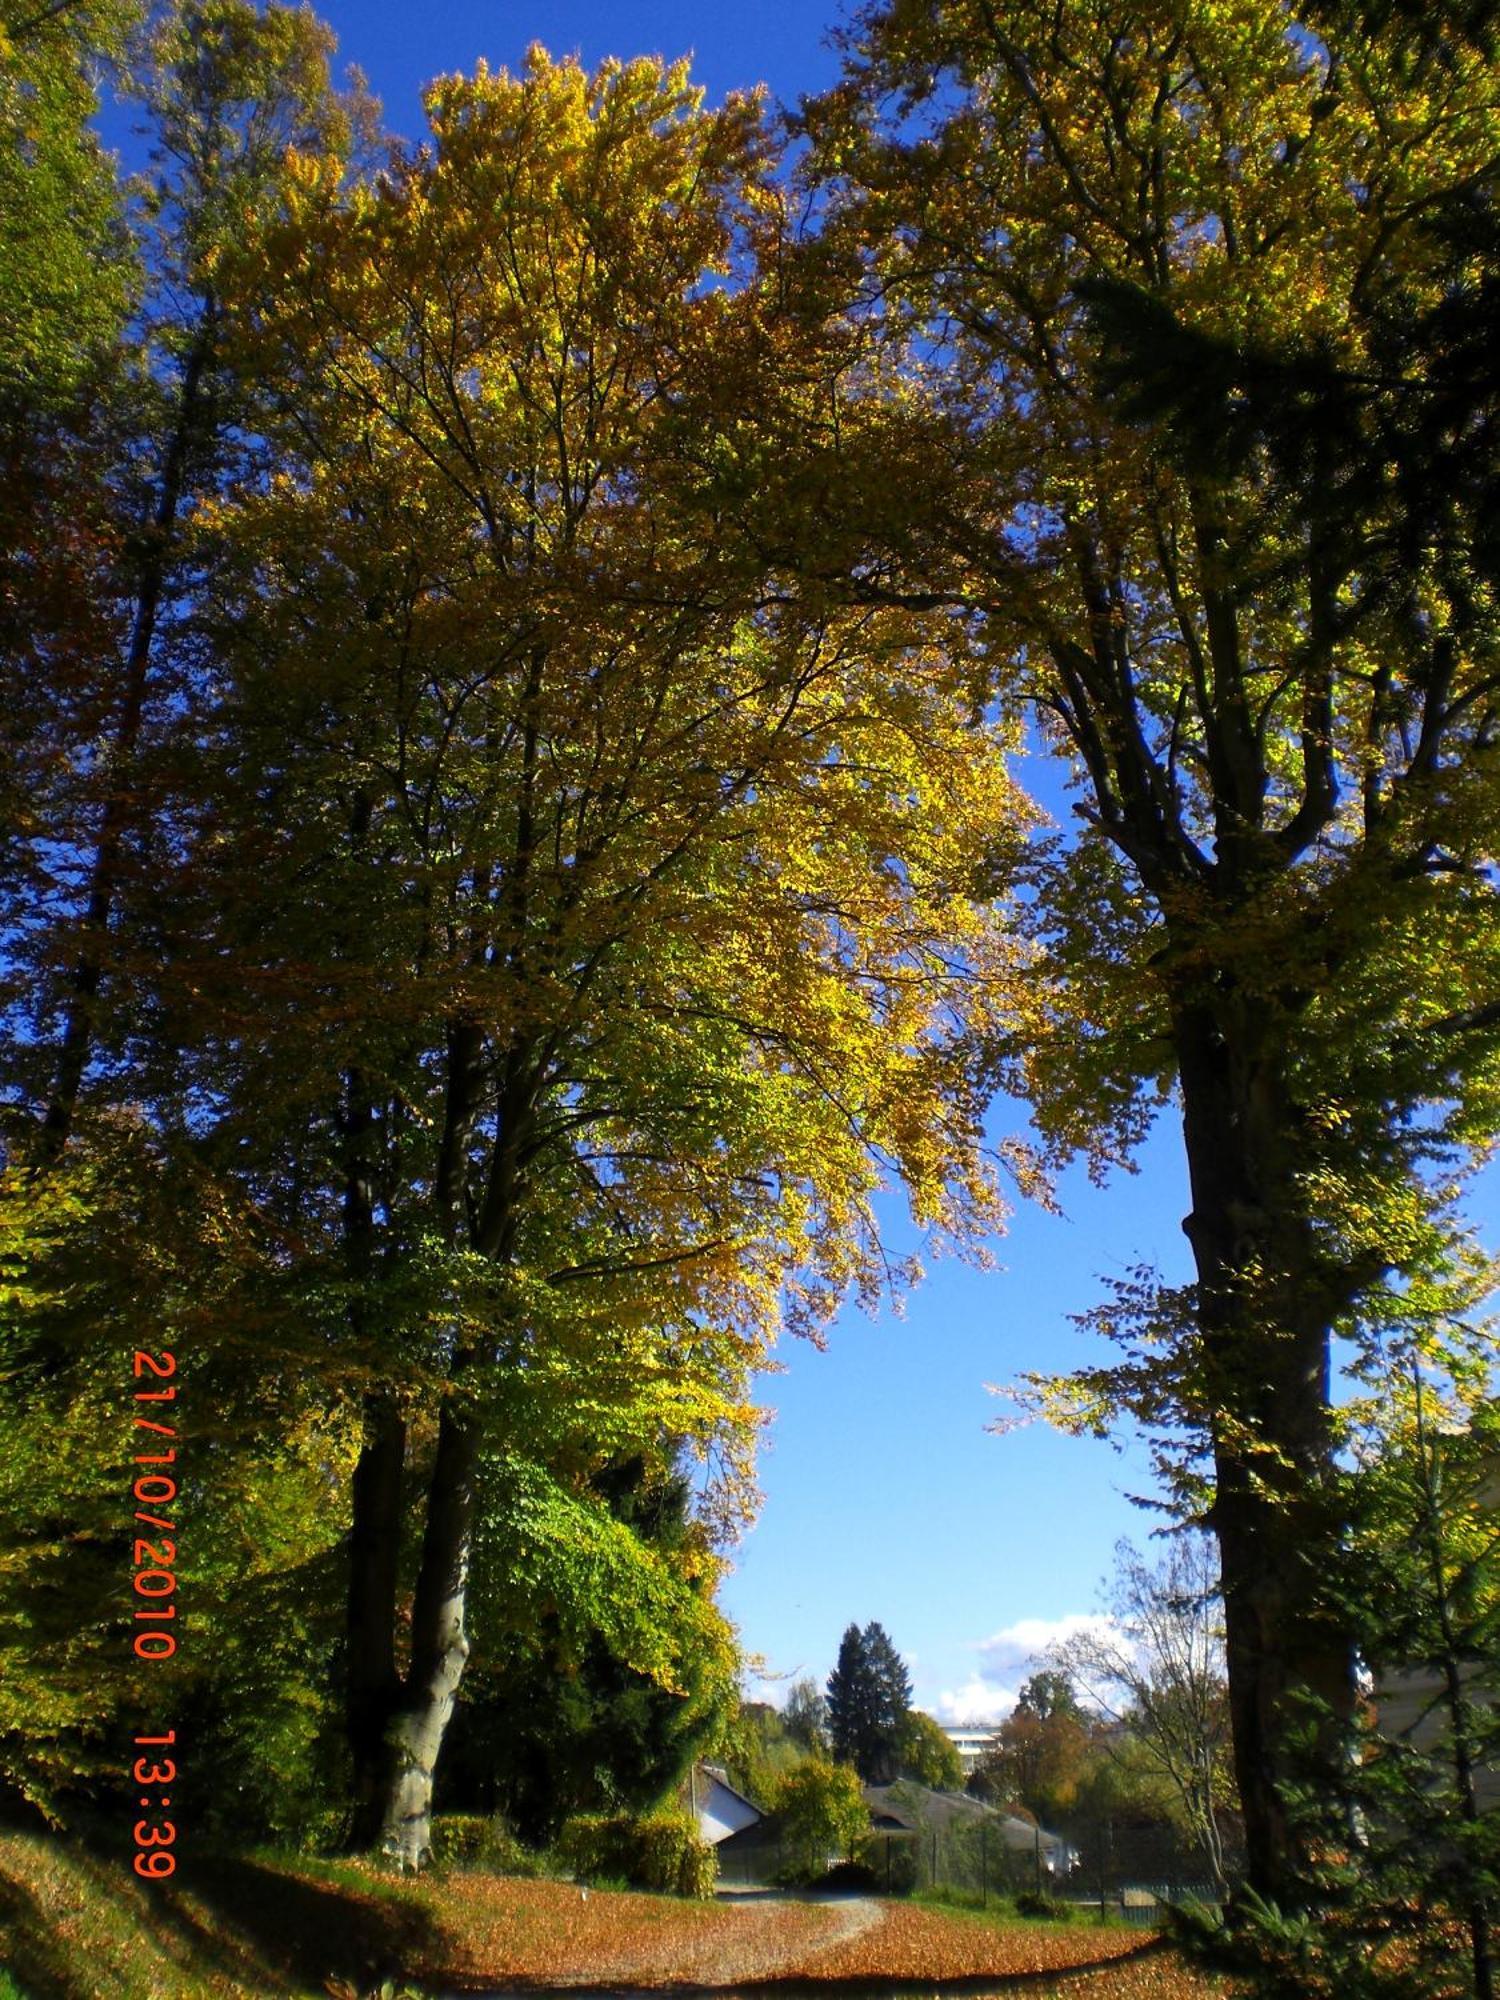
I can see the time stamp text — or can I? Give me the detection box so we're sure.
[132,1349,179,1879]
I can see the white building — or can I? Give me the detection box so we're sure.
[939,1722,1002,1777]
[684,1763,764,1845]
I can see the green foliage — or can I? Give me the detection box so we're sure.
[559,1810,717,1898]
[0,0,135,414]
[1177,1335,1500,1995]
[771,1757,869,1882]
[1015,1890,1074,1922]
[442,1455,734,1845]
[898,1711,964,1790]
[716,1699,806,1811]
[428,1814,537,1875]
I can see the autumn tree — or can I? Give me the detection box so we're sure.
[806,0,1500,1901]
[971,1671,1097,1826]
[1,0,366,1163]
[772,1756,870,1879]
[182,49,1027,1865]
[0,0,370,1833]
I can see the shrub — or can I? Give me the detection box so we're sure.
[1015,1889,1073,1921]
[559,1810,716,1897]
[428,1813,537,1874]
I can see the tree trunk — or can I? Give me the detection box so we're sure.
[345,1388,407,1850]
[1174,994,1357,1904]
[375,1399,480,1869]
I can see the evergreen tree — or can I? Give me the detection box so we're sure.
[826,1621,912,1781]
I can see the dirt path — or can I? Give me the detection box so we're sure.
[571,1891,880,1988]
[768,1894,882,1967]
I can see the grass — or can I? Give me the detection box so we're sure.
[910,1882,1136,1929]
[0,1827,1222,2000]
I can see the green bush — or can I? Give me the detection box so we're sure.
[1015,1889,1073,1921]
[559,1810,716,1897]
[428,1813,537,1874]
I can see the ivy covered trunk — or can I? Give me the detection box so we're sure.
[1175,994,1358,1901]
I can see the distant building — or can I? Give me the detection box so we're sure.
[939,1722,1002,1777]
[863,1781,1070,1874]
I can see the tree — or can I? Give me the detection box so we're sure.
[897,1709,963,1790]
[784,1678,831,1756]
[772,1757,870,1880]
[827,1620,914,1781]
[0,0,134,416]
[1209,1307,1500,2000]
[806,0,1500,1901]
[3,0,365,1163]
[0,0,369,1840]
[438,1454,734,1845]
[183,48,1025,1864]
[971,1672,1098,1825]
[1056,1536,1238,1891]
[717,1699,805,1811]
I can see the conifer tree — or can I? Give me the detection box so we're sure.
[826,1620,913,1780]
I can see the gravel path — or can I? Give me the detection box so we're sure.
[580,1891,880,1987]
[762,1894,882,1968]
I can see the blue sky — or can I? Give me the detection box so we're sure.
[311,1,847,137]
[107,0,1500,1727]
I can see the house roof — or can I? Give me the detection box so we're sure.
[862,1781,1065,1853]
[681,1762,767,1845]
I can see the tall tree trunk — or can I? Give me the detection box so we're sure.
[345,1387,407,1850]
[377,1399,480,1869]
[1174,994,1357,1903]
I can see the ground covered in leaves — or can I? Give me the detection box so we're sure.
[0,1830,1234,1999]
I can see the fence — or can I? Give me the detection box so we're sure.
[715,1808,1225,1926]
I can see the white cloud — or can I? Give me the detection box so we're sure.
[932,1674,1018,1725]
[977,1613,1117,1677]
